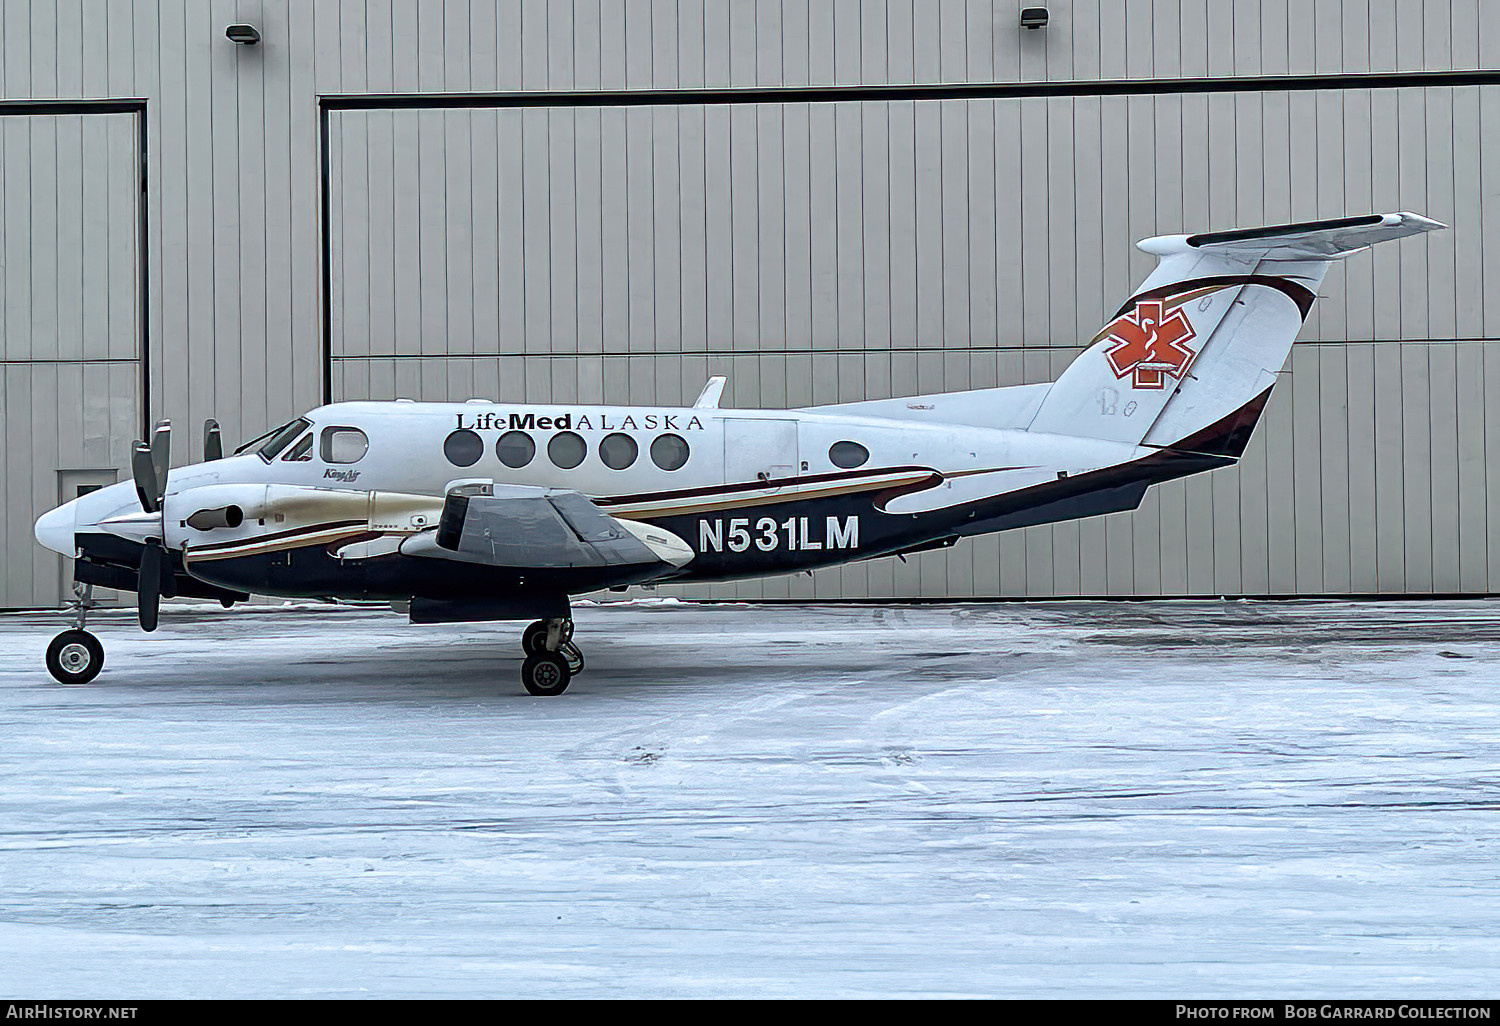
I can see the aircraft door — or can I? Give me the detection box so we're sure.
[722,418,799,490]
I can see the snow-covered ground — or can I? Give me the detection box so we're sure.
[2,599,1497,998]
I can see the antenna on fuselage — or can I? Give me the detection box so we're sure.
[693,376,727,409]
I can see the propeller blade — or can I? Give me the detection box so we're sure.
[138,539,163,633]
[149,420,171,507]
[131,442,159,513]
[204,419,223,462]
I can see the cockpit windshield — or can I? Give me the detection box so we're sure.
[235,418,312,462]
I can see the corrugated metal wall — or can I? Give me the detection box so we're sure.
[0,113,141,606]
[3,1,1500,604]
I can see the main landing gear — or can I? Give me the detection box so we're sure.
[45,583,104,685]
[519,617,585,696]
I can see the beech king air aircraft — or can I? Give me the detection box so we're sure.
[34,212,1442,694]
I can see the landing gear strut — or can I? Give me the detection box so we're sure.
[46,583,104,685]
[519,617,584,696]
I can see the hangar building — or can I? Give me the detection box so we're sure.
[2,0,1497,606]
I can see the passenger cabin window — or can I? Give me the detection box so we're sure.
[548,431,587,469]
[599,432,638,470]
[444,429,483,467]
[829,440,869,469]
[282,432,314,462]
[650,433,690,471]
[496,430,535,469]
[321,426,368,464]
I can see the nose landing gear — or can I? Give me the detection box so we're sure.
[45,583,104,685]
[519,617,584,696]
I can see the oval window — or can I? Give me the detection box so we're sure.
[321,426,368,464]
[599,432,639,470]
[548,431,587,469]
[650,433,690,471]
[829,440,869,469]
[496,430,536,469]
[443,429,484,467]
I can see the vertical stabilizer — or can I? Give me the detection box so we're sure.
[1026,213,1444,452]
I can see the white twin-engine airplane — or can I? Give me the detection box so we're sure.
[34,212,1442,694]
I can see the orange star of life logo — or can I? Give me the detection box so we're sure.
[1102,299,1198,389]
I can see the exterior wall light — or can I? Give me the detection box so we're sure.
[225,24,261,45]
[1019,7,1049,29]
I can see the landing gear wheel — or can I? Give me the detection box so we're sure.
[521,651,572,696]
[46,629,104,685]
[521,620,547,655]
[560,640,585,675]
[521,618,574,655]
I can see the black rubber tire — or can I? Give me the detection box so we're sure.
[521,620,548,655]
[46,630,104,685]
[521,651,572,696]
[522,618,574,655]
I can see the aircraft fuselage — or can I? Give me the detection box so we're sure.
[47,399,1199,603]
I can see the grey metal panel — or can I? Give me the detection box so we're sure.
[1428,342,1461,590]
[1401,343,1435,590]
[1345,343,1379,592]
[1455,342,1488,591]
[1397,0,1426,72]
[1264,364,1298,594]
[1318,347,1352,593]
[1373,341,1407,591]
[1237,372,1273,595]
[1293,322,1328,593]
[1315,0,1346,75]
[887,101,918,349]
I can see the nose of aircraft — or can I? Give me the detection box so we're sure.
[34,500,78,556]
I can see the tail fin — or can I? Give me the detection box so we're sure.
[1027,212,1445,453]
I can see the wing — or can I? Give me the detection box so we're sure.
[399,484,694,577]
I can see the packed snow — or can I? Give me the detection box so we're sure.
[2,600,1497,998]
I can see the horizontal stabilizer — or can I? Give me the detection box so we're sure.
[1141,211,1446,261]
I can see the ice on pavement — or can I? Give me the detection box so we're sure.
[2,600,1498,998]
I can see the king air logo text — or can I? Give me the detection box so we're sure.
[1102,298,1198,389]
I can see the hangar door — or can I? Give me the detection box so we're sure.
[0,112,141,608]
[326,89,1493,599]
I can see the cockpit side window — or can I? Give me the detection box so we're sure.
[282,432,314,462]
[321,426,369,464]
[242,417,312,462]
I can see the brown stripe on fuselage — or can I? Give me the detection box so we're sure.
[186,519,370,561]
[607,469,945,520]
[595,464,938,508]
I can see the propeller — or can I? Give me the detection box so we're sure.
[131,420,171,513]
[204,419,223,462]
[138,540,163,633]
[129,419,172,632]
